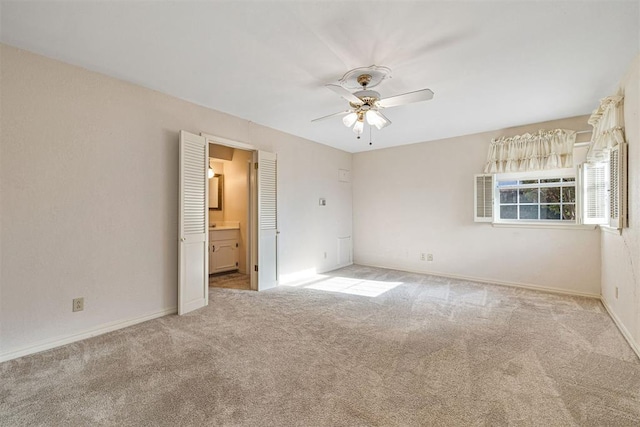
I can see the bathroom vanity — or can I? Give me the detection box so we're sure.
[209,225,239,274]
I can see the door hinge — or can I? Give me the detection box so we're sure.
[254,265,258,272]
[254,162,258,169]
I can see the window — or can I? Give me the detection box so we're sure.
[473,162,622,228]
[495,175,576,223]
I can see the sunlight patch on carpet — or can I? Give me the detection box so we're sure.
[280,270,402,297]
[304,277,401,297]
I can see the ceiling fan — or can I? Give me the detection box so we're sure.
[312,65,434,140]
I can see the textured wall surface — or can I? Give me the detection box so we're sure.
[0,44,352,359]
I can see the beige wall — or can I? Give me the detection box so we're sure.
[353,116,601,296]
[0,44,353,360]
[3,40,636,361]
[601,55,640,356]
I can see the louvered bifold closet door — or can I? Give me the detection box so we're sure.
[581,163,608,225]
[256,150,278,291]
[178,130,209,314]
[260,156,277,230]
[474,174,494,222]
[609,143,627,229]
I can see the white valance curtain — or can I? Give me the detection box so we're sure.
[483,129,576,173]
[587,95,625,162]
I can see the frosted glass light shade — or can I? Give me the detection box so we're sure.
[366,110,388,130]
[352,120,364,135]
[208,166,215,179]
[342,112,358,128]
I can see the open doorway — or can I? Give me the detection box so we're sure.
[208,143,253,290]
[178,131,277,315]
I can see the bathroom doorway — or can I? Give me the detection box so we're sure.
[201,132,279,293]
[208,143,253,290]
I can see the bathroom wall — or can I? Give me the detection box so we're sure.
[208,160,225,224]
[220,149,252,274]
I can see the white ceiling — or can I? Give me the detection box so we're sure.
[1,1,638,153]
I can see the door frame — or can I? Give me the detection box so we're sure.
[201,133,259,290]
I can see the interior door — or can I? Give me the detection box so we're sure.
[255,150,278,291]
[178,130,209,314]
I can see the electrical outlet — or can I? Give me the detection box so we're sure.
[427,254,434,262]
[72,297,84,312]
[615,287,619,299]
[324,251,327,259]
[420,253,426,261]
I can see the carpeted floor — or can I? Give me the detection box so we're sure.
[1,265,639,426]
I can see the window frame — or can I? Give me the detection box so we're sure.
[492,168,578,226]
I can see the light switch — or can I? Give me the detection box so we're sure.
[319,198,327,206]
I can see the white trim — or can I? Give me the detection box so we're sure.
[319,262,354,274]
[201,132,257,151]
[356,262,601,298]
[492,222,597,230]
[0,307,177,363]
[600,296,640,360]
[601,225,623,235]
[496,168,575,181]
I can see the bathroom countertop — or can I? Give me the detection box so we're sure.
[210,225,239,230]
[209,221,240,230]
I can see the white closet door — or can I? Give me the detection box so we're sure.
[178,130,209,314]
[255,150,278,291]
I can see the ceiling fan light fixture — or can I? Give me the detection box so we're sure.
[352,119,364,135]
[366,110,388,130]
[342,112,358,128]
[313,65,432,143]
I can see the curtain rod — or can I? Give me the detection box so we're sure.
[575,130,592,135]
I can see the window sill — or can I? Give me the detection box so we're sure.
[600,226,622,235]
[492,222,598,230]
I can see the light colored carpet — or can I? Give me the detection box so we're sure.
[1,265,639,426]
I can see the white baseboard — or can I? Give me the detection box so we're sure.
[355,262,601,299]
[318,262,353,274]
[0,307,177,363]
[600,296,640,360]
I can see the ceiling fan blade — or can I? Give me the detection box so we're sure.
[377,88,434,108]
[326,84,363,105]
[311,110,350,122]
[374,110,392,129]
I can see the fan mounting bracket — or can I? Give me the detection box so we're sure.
[338,65,392,90]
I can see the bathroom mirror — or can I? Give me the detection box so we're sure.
[209,174,223,211]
